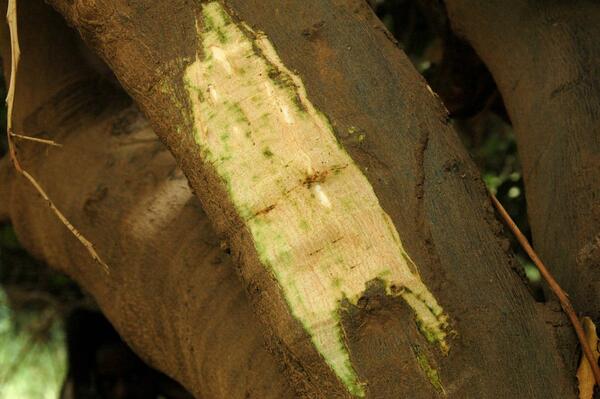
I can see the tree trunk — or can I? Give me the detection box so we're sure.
[445,0,600,320]
[0,0,580,397]
[0,2,293,398]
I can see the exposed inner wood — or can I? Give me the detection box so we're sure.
[183,3,449,394]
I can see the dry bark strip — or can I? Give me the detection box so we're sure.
[444,0,600,322]
[1,0,580,397]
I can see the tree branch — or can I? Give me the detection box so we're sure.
[2,0,579,397]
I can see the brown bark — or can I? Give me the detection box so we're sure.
[444,0,600,321]
[0,113,295,399]
[0,0,581,397]
[0,2,292,398]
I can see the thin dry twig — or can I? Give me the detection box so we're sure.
[489,193,600,386]
[10,132,62,147]
[5,0,109,274]
[20,169,109,272]
[5,0,20,172]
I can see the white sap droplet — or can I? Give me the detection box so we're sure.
[263,82,294,124]
[279,103,294,125]
[264,82,274,97]
[208,84,219,102]
[211,46,233,74]
[314,184,332,208]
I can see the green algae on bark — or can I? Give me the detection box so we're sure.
[183,2,450,396]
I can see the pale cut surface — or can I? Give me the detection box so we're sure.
[183,2,449,396]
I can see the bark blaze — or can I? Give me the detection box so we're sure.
[183,3,449,395]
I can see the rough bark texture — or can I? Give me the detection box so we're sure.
[0,2,293,398]
[0,110,295,399]
[0,0,581,397]
[445,0,600,321]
